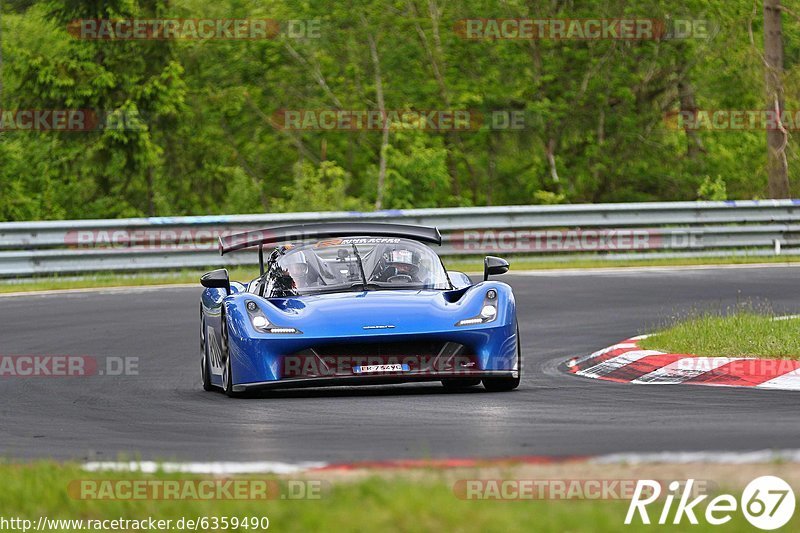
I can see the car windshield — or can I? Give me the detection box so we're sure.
[264,237,451,296]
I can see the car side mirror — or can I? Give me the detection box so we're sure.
[201,268,231,294]
[484,256,509,281]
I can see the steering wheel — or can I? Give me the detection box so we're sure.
[387,274,413,283]
[383,262,419,277]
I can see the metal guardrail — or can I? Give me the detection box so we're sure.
[1,200,800,277]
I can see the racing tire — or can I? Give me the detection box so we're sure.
[220,310,243,398]
[201,313,213,391]
[441,378,481,390]
[482,326,521,392]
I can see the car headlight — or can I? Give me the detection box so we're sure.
[245,300,301,334]
[480,305,497,319]
[456,291,500,326]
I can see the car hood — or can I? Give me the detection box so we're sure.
[263,289,478,336]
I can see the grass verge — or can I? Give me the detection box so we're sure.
[3,255,800,294]
[0,462,786,532]
[640,308,800,359]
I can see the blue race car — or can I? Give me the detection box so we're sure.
[199,223,520,396]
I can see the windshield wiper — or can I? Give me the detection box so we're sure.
[351,243,369,289]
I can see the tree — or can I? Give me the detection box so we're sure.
[763,0,790,198]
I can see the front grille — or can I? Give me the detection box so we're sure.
[303,341,468,358]
[281,341,477,378]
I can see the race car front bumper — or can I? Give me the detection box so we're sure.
[233,370,518,392]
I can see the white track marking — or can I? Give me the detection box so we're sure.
[577,350,662,378]
[758,368,800,390]
[83,460,328,475]
[773,315,800,321]
[513,263,800,277]
[0,284,198,298]
[567,342,638,368]
[593,449,800,465]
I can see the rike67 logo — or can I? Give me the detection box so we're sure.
[626,476,795,530]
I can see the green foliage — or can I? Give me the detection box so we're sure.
[696,175,728,201]
[0,0,798,221]
[2,462,781,533]
[532,190,567,205]
[382,128,453,209]
[275,160,366,212]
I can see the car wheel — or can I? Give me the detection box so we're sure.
[200,313,213,391]
[483,326,521,392]
[220,311,242,398]
[441,378,481,390]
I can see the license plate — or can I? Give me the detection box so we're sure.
[353,364,409,374]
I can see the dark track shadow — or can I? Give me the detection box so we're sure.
[194,382,503,400]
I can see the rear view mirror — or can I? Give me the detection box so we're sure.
[201,268,231,294]
[484,256,509,281]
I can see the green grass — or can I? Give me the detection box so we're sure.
[0,462,784,532]
[640,307,800,359]
[3,255,800,294]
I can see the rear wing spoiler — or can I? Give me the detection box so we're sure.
[218,222,442,255]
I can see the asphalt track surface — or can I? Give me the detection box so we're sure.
[2,265,800,463]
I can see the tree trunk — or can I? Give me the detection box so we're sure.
[367,31,389,210]
[763,0,790,198]
[677,79,705,159]
[0,2,4,105]
[146,166,155,217]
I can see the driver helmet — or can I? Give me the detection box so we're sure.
[284,250,309,279]
[387,248,416,273]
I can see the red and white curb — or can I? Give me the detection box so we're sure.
[566,336,800,390]
[83,450,800,474]
[83,461,328,475]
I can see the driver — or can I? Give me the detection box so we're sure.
[283,251,311,287]
[388,249,415,274]
[378,247,421,283]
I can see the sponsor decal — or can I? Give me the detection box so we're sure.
[332,238,403,246]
